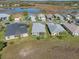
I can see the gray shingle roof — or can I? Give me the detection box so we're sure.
[54,14,64,21]
[63,23,79,33]
[47,23,65,33]
[32,23,46,33]
[5,23,28,36]
[0,13,10,18]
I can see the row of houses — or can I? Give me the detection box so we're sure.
[31,23,65,36]
[29,14,53,22]
[1,13,79,40]
[5,22,65,40]
[29,14,46,22]
[29,13,77,23]
[0,13,78,24]
[29,13,79,30]
[0,3,20,7]
[5,22,79,40]
[0,12,29,23]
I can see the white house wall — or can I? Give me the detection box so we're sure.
[5,35,15,40]
[51,33,59,36]
[21,33,28,37]
[32,32,39,36]
[5,33,28,40]
[73,32,79,36]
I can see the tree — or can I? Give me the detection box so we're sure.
[9,15,14,21]
[23,12,28,16]
[0,22,5,31]
[0,41,7,51]
[37,36,40,40]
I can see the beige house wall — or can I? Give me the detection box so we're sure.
[5,33,28,40]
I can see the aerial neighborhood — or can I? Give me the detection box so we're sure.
[1,1,79,59]
[0,9,79,41]
[0,4,78,41]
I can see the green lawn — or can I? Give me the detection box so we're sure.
[54,31,79,43]
[0,31,4,41]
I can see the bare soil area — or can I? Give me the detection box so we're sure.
[1,40,79,59]
[34,4,76,14]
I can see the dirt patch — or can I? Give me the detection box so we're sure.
[1,40,79,59]
[34,4,75,14]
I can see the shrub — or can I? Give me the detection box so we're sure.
[56,35,62,39]
[0,41,7,51]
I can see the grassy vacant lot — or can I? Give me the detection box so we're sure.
[1,39,79,59]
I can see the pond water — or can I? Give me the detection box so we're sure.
[6,8,42,14]
[0,8,79,14]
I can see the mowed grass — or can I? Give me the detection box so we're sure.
[56,31,79,43]
[0,31,4,41]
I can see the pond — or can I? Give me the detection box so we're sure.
[6,8,42,14]
[0,8,79,14]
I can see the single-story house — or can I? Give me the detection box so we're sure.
[38,14,46,22]
[0,4,3,7]
[5,23,28,40]
[11,12,25,22]
[0,13,10,21]
[74,19,79,25]
[54,14,65,21]
[62,14,74,21]
[13,4,20,7]
[75,14,79,19]
[46,14,53,22]
[14,17,21,22]
[66,14,73,21]
[30,15,36,22]
[32,23,46,36]
[47,23,65,36]
[62,23,79,36]
[46,14,53,19]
